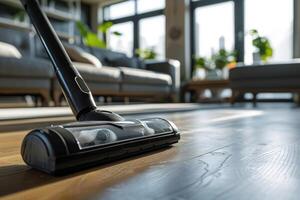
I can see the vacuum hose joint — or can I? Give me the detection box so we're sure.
[78,108,125,122]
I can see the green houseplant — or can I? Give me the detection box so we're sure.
[193,49,237,80]
[76,21,122,49]
[211,49,237,70]
[13,11,26,23]
[211,49,237,79]
[135,48,157,60]
[194,56,211,70]
[193,56,210,80]
[249,29,273,62]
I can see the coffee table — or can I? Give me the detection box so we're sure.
[183,79,230,102]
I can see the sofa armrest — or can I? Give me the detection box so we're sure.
[145,59,181,95]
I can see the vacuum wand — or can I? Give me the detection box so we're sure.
[21,0,124,121]
[20,0,104,120]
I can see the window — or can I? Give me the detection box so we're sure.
[194,2,235,58]
[244,0,294,63]
[104,0,135,21]
[139,16,166,59]
[137,0,165,14]
[103,0,165,58]
[108,22,134,56]
[192,0,294,66]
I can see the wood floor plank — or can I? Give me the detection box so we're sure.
[0,107,300,200]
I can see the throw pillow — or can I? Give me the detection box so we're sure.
[64,43,102,68]
[106,55,139,68]
[0,41,22,58]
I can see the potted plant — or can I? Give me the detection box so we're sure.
[193,56,209,80]
[76,21,122,49]
[249,29,273,63]
[193,49,237,80]
[211,49,237,79]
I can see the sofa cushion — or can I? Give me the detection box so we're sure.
[82,46,124,66]
[0,56,53,78]
[105,55,139,68]
[73,62,121,83]
[0,41,22,58]
[0,77,51,90]
[84,46,145,68]
[64,44,102,68]
[230,62,300,80]
[120,67,172,85]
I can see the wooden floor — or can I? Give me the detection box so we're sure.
[1,104,300,200]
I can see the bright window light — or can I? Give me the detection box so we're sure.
[139,15,166,59]
[244,0,294,64]
[104,0,135,20]
[107,22,134,56]
[137,0,165,14]
[194,2,235,58]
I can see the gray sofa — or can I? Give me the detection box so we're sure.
[0,28,54,106]
[83,45,180,97]
[0,29,180,106]
[229,61,300,104]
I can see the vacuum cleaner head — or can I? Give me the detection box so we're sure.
[20,0,180,175]
[22,119,179,174]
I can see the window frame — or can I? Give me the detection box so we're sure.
[190,0,244,69]
[103,0,165,56]
[190,0,296,71]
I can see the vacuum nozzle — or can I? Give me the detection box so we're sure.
[21,119,180,174]
[78,109,124,121]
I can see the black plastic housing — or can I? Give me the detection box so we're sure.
[21,120,180,175]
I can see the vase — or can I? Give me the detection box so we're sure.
[222,67,229,79]
[193,68,206,80]
[252,52,261,64]
[206,70,222,80]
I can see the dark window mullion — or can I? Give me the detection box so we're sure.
[190,3,196,77]
[134,0,138,14]
[108,17,134,24]
[136,10,164,19]
[234,0,244,62]
[133,18,139,56]
[105,10,164,24]
[191,0,232,8]
[293,0,296,58]
[133,0,138,56]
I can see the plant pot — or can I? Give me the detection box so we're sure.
[206,70,222,80]
[252,52,261,64]
[222,67,229,79]
[193,68,206,80]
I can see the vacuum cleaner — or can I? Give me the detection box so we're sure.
[20,0,180,175]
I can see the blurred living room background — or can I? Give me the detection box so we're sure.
[0,0,298,107]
